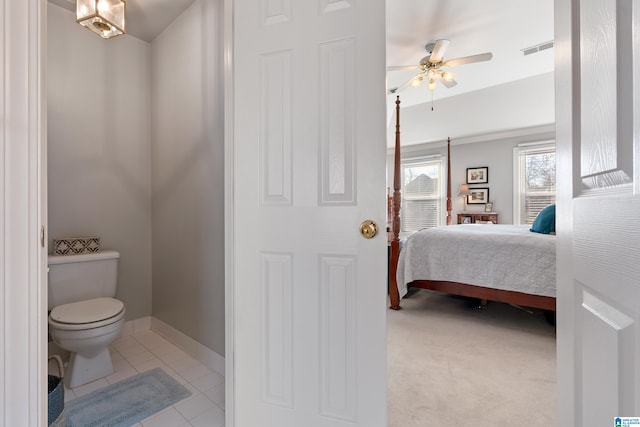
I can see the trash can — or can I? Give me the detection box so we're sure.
[48,355,65,426]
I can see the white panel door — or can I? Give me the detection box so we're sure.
[556,1,640,426]
[232,1,387,426]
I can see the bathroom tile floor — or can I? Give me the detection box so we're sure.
[52,329,225,427]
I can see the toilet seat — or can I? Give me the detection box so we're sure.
[49,297,125,331]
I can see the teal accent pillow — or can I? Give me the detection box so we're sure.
[530,204,556,234]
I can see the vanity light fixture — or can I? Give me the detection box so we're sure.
[77,0,126,39]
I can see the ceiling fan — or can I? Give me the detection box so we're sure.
[388,39,493,94]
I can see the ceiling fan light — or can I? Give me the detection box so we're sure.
[427,79,437,92]
[77,0,126,39]
[410,76,423,87]
[443,71,454,82]
[427,68,437,78]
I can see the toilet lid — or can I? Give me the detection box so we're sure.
[49,297,124,324]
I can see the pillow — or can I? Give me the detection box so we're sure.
[530,204,555,234]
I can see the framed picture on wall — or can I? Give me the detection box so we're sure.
[467,187,489,204]
[484,202,494,212]
[466,167,488,184]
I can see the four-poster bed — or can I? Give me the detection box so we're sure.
[388,96,556,312]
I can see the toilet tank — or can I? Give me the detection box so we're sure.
[48,250,120,310]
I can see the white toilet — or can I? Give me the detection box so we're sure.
[48,250,126,388]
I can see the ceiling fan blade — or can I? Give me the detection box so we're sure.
[443,52,493,67]
[386,65,419,72]
[388,74,420,94]
[428,39,450,63]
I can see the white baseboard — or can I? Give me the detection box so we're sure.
[50,315,225,378]
[120,316,152,336]
[150,317,225,377]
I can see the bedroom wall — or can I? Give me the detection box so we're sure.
[387,72,555,146]
[150,0,225,355]
[47,4,153,320]
[387,70,555,225]
[387,128,555,225]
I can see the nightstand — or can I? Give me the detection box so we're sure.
[457,213,499,224]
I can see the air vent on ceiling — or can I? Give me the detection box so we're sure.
[522,40,554,56]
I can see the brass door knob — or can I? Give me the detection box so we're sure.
[360,220,379,239]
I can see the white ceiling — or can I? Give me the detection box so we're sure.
[49,0,554,110]
[386,0,554,108]
[48,0,195,42]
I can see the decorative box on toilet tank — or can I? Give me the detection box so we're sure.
[52,236,101,255]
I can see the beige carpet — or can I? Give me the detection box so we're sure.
[388,289,556,427]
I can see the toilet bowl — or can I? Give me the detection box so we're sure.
[48,297,125,387]
[48,251,126,388]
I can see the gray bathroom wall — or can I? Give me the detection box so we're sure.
[150,0,225,356]
[47,4,153,320]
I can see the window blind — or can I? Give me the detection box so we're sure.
[401,157,442,232]
[515,144,556,225]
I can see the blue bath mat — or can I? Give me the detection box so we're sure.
[65,367,191,427]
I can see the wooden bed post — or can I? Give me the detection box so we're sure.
[446,137,452,225]
[389,96,402,310]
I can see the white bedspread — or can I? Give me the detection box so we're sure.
[396,224,556,299]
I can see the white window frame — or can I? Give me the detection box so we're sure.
[400,155,445,232]
[513,141,556,225]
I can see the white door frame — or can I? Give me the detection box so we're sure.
[554,0,575,423]
[1,0,48,425]
[223,0,236,425]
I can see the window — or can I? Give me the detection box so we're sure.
[401,156,443,232]
[514,143,556,225]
